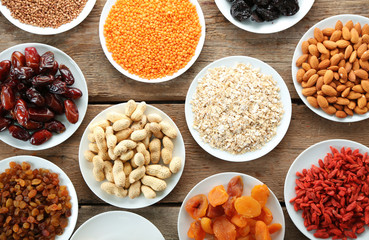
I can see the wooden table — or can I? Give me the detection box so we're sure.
[1,0,369,239]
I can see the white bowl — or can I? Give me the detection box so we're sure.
[185,56,292,162]
[214,0,314,34]
[99,0,206,83]
[71,211,164,240]
[0,155,78,239]
[292,14,369,122]
[178,172,285,240]
[0,0,96,35]
[79,102,186,209]
[0,43,88,150]
[284,139,369,240]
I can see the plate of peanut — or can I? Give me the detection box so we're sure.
[78,100,185,209]
[292,14,369,122]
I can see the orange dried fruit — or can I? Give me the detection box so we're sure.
[222,197,237,217]
[185,194,208,219]
[255,221,271,240]
[238,224,251,237]
[235,196,261,218]
[251,184,270,207]
[231,214,248,228]
[254,206,273,225]
[200,217,214,234]
[213,216,237,240]
[268,223,282,234]
[227,175,244,197]
[208,185,229,207]
[207,204,224,218]
[188,220,206,240]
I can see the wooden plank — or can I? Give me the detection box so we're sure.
[1,103,369,204]
[76,205,308,239]
[0,1,367,102]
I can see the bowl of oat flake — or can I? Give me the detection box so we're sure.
[185,56,292,162]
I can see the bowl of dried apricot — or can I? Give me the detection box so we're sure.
[178,172,285,240]
[99,0,206,83]
[292,14,369,122]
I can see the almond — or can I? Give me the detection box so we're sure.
[318,69,327,76]
[354,106,368,114]
[361,80,369,92]
[322,85,337,96]
[314,28,324,42]
[330,30,342,41]
[351,28,359,44]
[353,59,360,71]
[333,72,340,81]
[336,110,347,118]
[336,97,350,105]
[316,76,324,90]
[358,95,367,109]
[306,74,319,87]
[307,96,319,108]
[363,24,369,35]
[296,54,308,67]
[357,43,367,58]
[333,104,343,111]
[317,42,329,54]
[323,40,337,50]
[303,69,317,81]
[354,22,362,35]
[361,50,369,61]
[335,20,343,30]
[354,69,369,79]
[349,51,357,63]
[302,63,311,71]
[317,95,329,108]
[336,85,347,92]
[309,56,319,70]
[360,59,369,71]
[322,28,335,36]
[345,20,354,30]
[326,96,337,103]
[346,81,355,88]
[308,38,318,45]
[348,101,356,109]
[321,53,330,61]
[296,69,305,83]
[330,49,339,56]
[344,106,354,116]
[318,59,331,70]
[354,38,363,50]
[349,70,356,82]
[342,26,351,40]
[338,67,347,81]
[363,34,369,44]
[345,62,352,73]
[322,106,337,115]
[344,45,353,59]
[302,87,317,96]
[347,91,362,99]
[352,85,364,93]
[308,44,320,57]
[323,70,334,84]
[328,66,339,72]
[301,41,309,54]
[330,53,343,66]
[337,40,351,48]
[338,59,346,68]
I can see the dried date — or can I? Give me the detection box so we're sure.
[25,47,40,73]
[48,79,67,94]
[45,93,64,114]
[23,120,43,130]
[26,87,45,107]
[64,99,78,124]
[11,51,26,68]
[44,120,66,133]
[63,87,82,100]
[0,117,12,131]
[39,51,55,72]
[29,107,55,122]
[30,129,52,145]
[8,125,31,141]
[15,99,30,126]
[1,85,16,110]
[0,60,11,82]
[59,65,75,85]
[31,74,55,87]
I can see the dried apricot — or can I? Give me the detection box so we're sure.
[235,196,261,218]
[227,175,244,197]
[213,216,237,240]
[251,184,269,207]
[231,214,248,228]
[185,194,209,219]
[207,204,224,218]
[238,224,251,237]
[268,223,282,234]
[254,206,273,225]
[200,217,214,234]
[208,185,229,207]
[188,220,206,240]
[255,221,271,240]
[222,197,237,217]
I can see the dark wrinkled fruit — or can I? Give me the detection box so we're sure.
[231,0,252,21]
[31,74,55,87]
[0,117,12,131]
[255,5,280,21]
[59,65,75,85]
[253,0,270,6]
[26,87,45,107]
[251,9,264,22]
[0,60,11,82]
[23,120,44,130]
[29,108,55,122]
[272,0,299,16]
[1,85,16,110]
[13,67,35,81]
[8,125,30,141]
[30,129,52,145]
[48,79,67,94]
[15,99,30,126]
[25,47,40,72]
[63,87,83,100]
[45,93,64,114]
[11,51,26,68]
[64,99,79,124]
[39,51,55,72]
[49,61,59,76]
[45,120,66,133]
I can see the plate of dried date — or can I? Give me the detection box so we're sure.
[0,43,88,150]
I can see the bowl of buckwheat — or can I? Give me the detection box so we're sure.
[185,56,292,162]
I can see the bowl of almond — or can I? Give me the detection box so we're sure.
[292,14,369,122]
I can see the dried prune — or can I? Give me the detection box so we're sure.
[272,0,299,16]
[15,99,30,126]
[59,65,75,85]
[0,117,12,131]
[30,129,52,145]
[45,93,64,114]
[26,87,45,107]
[253,0,270,6]
[11,51,26,68]
[0,60,11,82]
[25,47,40,73]
[29,108,55,122]
[64,99,79,124]
[63,87,83,100]
[31,75,55,87]
[231,0,252,21]
[8,125,30,141]
[255,5,280,21]
[39,51,54,72]
[44,120,66,133]
[1,85,16,110]
[48,79,67,94]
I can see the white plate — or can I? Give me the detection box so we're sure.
[99,0,206,83]
[0,155,78,239]
[79,102,186,209]
[178,172,285,240]
[71,211,164,240]
[284,139,369,239]
[185,56,292,162]
[0,43,88,151]
[0,0,96,35]
[215,0,314,34]
[292,14,369,122]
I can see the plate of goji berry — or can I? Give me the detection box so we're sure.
[0,43,88,150]
[285,139,369,240]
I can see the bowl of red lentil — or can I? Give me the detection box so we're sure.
[0,155,78,239]
[99,0,206,83]
[0,0,96,35]
[284,139,369,240]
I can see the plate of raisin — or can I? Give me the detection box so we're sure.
[0,43,88,150]
[215,0,314,34]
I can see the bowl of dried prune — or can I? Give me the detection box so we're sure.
[215,0,314,34]
[0,43,88,150]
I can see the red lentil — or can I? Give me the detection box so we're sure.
[290,146,369,240]
[104,0,202,80]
